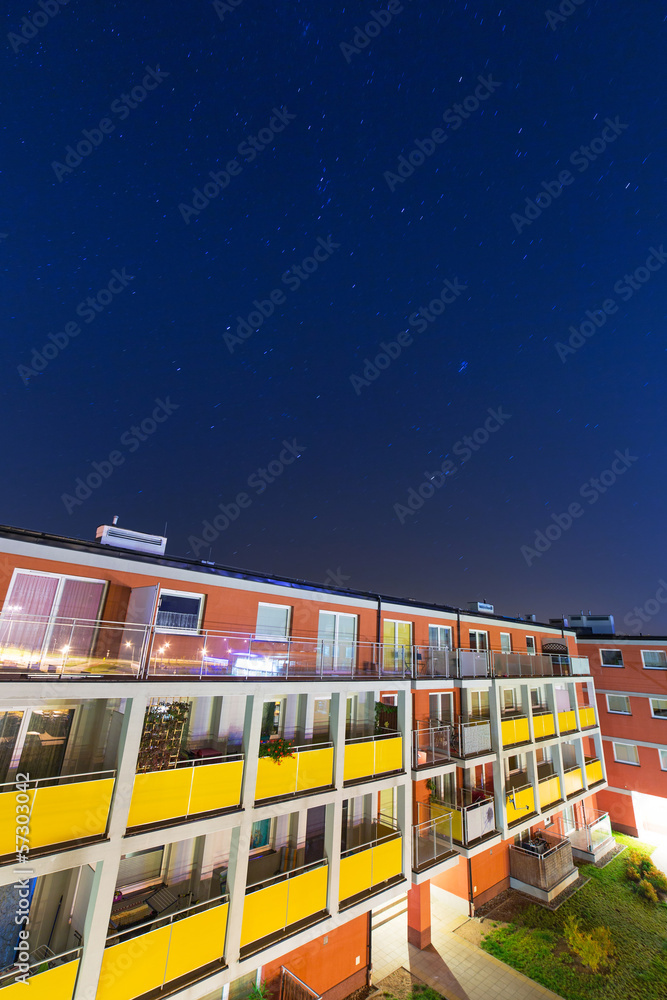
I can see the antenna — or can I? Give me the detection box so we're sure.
[112,515,119,526]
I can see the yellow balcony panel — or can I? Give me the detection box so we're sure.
[375,737,402,775]
[501,717,530,747]
[295,747,334,793]
[285,864,328,925]
[6,779,114,854]
[533,713,555,739]
[240,880,289,948]
[0,958,79,1000]
[164,902,228,982]
[586,759,603,785]
[564,767,583,796]
[538,775,561,809]
[96,925,171,1000]
[371,836,402,885]
[0,788,35,856]
[190,760,243,814]
[255,755,298,800]
[558,710,577,733]
[127,768,192,828]
[339,846,372,901]
[506,785,535,825]
[579,706,597,728]
[343,741,375,783]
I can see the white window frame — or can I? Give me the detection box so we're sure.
[660,749,667,771]
[606,694,631,715]
[500,632,512,653]
[155,588,205,634]
[525,636,536,654]
[600,649,624,667]
[468,630,489,651]
[428,624,452,649]
[2,567,108,624]
[255,603,292,640]
[641,649,667,670]
[503,688,516,711]
[650,697,667,719]
[613,742,640,766]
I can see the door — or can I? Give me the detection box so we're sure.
[304,805,326,863]
[122,585,159,675]
[317,612,357,673]
[383,620,412,673]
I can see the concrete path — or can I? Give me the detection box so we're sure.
[372,885,564,1000]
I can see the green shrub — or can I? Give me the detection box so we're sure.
[638,879,660,903]
[648,869,667,894]
[626,865,641,882]
[563,915,615,972]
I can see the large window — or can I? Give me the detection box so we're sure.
[469,690,489,718]
[500,633,512,653]
[383,620,412,671]
[468,630,488,651]
[318,611,357,672]
[428,625,452,649]
[525,636,536,654]
[613,742,640,765]
[606,694,631,715]
[155,590,203,632]
[255,603,291,639]
[650,698,667,719]
[641,650,667,669]
[600,649,624,667]
[429,691,453,723]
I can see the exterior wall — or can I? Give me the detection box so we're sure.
[261,916,369,1000]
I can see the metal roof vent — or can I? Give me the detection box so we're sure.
[96,522,167,555]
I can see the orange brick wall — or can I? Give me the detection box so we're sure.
[261,915,369,998]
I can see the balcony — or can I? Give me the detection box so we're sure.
[532,710,555,740]
[97,895,229,1000]
[0,947,81,1000]
[506,780,537,826]
[501,714,530,748]
[255,743,334,801]
[449,717,492,758]
[412,812,456,873]
[339,827,403,907]
[126,753,244,831]
[584,756,604,787]
[567,809,614,862]
[0,770,114,862]
[509,832,578,902]
[240,860,328,956]
[538,772,562,809]
[412,722,450,770]
[493,652,554,678]
[343,730,402,784]
[578,706,597,729]
[430,788,496,847]
[558,710,578,734]
[564,765,583,797]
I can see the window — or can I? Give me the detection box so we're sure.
[500,633,512,653]
[503,689,516,711]
[600,649,624,667]
[429,692,453,723]
[660,749,667,771]
[255,603,291,639]
[117,847,165,891]
[642,650,667,669]
[606,694,631,715]
[613,742,640,765]
[469,690,489,718]
[428,624,452,649]
[383,620,412,670]
[155,590,203,632]
[318,611,357,671]
[650,698,667,719]
[526,636,536,654]
[530,689,545,710]
[469,630,488,651]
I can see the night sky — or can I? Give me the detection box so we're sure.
[3,2,666,630]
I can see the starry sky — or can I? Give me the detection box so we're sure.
[3,1,666,631]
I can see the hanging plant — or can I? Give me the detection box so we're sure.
[258,738,295,764]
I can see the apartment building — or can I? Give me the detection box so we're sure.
[0,523,608,1000]
[576,633,667,842]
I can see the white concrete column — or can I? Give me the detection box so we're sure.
[107,694,148,838]
[73,850,123,1000]
[324,799,342,914]
[331,691,347,789]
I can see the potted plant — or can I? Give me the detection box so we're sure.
[258,737,295,764]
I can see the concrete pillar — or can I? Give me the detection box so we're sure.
[407,882,431,949]
[107,694,148,838]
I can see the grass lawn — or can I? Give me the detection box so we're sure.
[481,834,667,1000]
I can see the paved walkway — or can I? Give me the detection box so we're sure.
[372,886,564,1000]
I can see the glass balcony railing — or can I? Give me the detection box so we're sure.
[241,860,328,955]
[412,723,450,769]
[0,771,115,861]
[558,710,578,734]
[506,782,536,825]
[339,831,403,906]
[343,731,402,784]
[412,813,455,872]
[493,652,554,678]
[578,706,597,729]
[126,753,244,830]
[584,757,604,786]
[501,715,530,747]
[429,788,496,846]
[538,773,562,809]
[0,947,81,998]
[97,895,229,1000]
[564,765,583,796]
[532,711,555,739]
[449,718,492,757]
[567,809,613,854]
[255,743,334,801]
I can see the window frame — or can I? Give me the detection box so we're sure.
[600,649,624,667]
[525,635,536,655]
[650,697,667,720]
[612,741,640,766]
[499,632,512,653]
[255,603,292,640]
[428,624,453,650]
[155,588,205,634]
[660,748,667,771]
[641,649,667,670]
[468,629,489,651]
[606,694,631,715]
